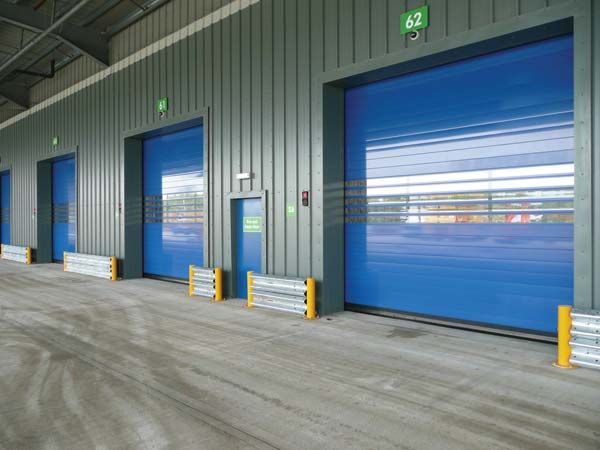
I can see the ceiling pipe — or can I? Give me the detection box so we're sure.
[33,0,47,10]
[0,0,94,79]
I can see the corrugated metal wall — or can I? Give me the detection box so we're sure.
[0,0,598,309]
[30,0,227,107]
[30,57,105,106]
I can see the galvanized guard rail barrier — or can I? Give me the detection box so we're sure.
[555,305,600,370]
[188,266,223,301]
[247,272,316,319]
[0,244,32,264]
[64,252,117,281]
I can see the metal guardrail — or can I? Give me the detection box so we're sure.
[0,244,32,264]
[555,305,600,370]
[247,272,316,319]
[64,252,117,281]
[189,266,223,301]
[570,309,600,369]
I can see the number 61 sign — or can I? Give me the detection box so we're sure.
[400,5,429,34]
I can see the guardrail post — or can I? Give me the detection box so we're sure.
[188,265,194,297]
[554,305,574,369]
[26,247,32,265]
[305,277,317,320]
[110,257,117,281]
[63,252,67,271]
[247,271,254,308]
[215,268,223,301]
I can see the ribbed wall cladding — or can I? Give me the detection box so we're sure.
[0,0,598,310]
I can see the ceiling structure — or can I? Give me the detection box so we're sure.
[0,0,170,113]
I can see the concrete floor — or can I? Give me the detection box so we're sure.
[0,261,599,450]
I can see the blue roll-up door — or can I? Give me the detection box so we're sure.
[344,36,574,333]
[143,126,204,279]
[52,156,76,261]
[0,171,10,245]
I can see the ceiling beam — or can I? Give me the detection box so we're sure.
[0,2,109,67]
[0,82,29,108]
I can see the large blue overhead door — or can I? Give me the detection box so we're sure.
[52,156,76,261]
[0,171,10,245]
[344,35,574,333]
[143,126,204,279]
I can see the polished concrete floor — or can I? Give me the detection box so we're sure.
[0,260,599,450]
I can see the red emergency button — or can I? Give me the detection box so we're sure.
[302,191,309,207]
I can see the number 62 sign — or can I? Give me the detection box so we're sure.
[400,6,429,34]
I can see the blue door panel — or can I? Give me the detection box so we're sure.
[344,35,574,333]
[235,198,262,298]
[52,157,76,261]
[143,126,204,279]
[0,171,10,245]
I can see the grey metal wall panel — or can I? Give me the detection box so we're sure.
[110,0,224,63]
[30,56,105,106]
[1,0,597,311]
[593,0,600,310]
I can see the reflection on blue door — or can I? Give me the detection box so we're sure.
[0,171,10,245]
[235,198,262,298]
[52,157,76,261]
[143,126,204,279]
[344,35,574,333]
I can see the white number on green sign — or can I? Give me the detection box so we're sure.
[400,6,429,34]
[406,12,423,29]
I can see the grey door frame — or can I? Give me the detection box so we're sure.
[35,147,80,263]
[227,190,268,298]
[121,109,210,279]
[316,1,594,314]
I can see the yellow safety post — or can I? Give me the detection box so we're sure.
[63,252,67,271]
[554,305,574,369]
[305,277,317,320]
[247,271,254,308]
[188,265,194,297]
[215,268,223,301]
[25,247,32,265]
[110,257,117,281]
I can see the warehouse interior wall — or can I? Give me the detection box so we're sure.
[0,0,598,312]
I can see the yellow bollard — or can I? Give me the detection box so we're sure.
[305,277,317,320]
[188,265,194,297]
[215,268,223,301]
[25,247,32,265]
[247,271,253,308]
[110,257,117,281]
[554,305,574,369]
[63,252,67,271]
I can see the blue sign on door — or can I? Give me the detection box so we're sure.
[235,198,262,298]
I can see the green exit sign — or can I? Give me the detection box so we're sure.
[157,97,168,113]
[243,216,262,233]
[52,136,59,147]
[400,5,429,34]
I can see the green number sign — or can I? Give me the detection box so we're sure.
[243,216,262,233]
[286,204,296,217]
[400,5,429,34]
[157,97,168,113]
